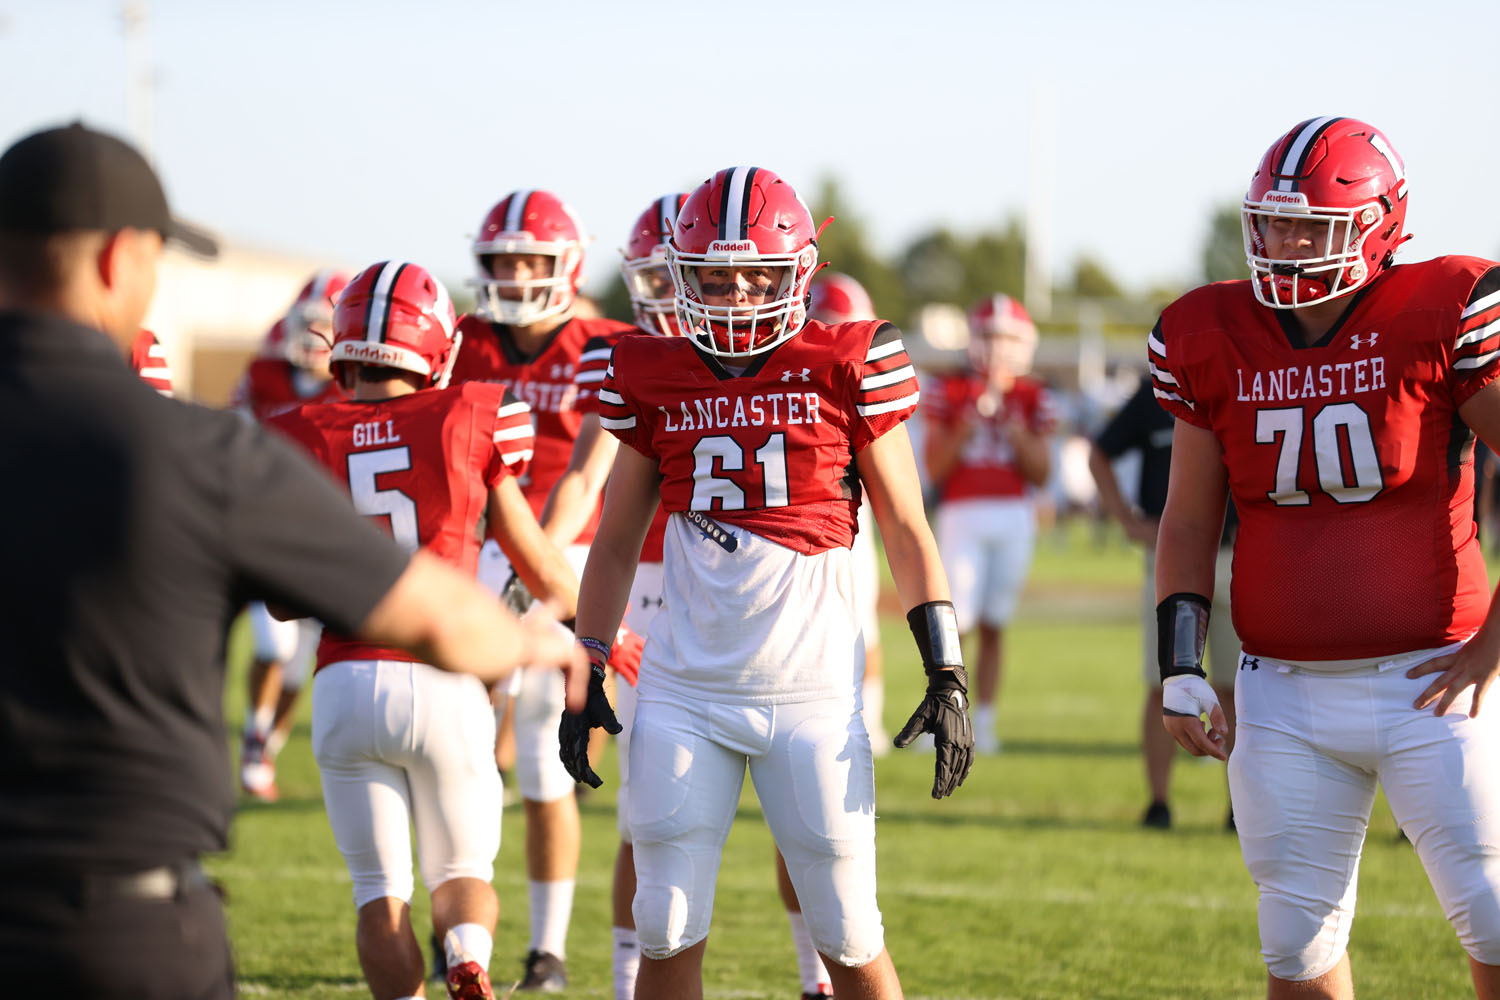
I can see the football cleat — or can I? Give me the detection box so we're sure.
[516,949,567,992]
[446,959,495,1000]
[239,734,278,802]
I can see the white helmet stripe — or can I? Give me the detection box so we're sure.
[431,272,454,338]
[659,195,679,236]
[1367,132,1406,184]
[505,191,533,232]
[1275,116,1338,192]
[365,261,406,344]
[721,166,755,240]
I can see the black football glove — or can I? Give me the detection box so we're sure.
[558,662,622,788]
[893,600,974,799]
[894,665,974,799]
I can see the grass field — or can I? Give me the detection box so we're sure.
[215,522,1473,999]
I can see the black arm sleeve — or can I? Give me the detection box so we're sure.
[223,419,410,635]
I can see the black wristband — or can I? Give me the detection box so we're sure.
[906,600,964,674]
[1156,592,1210,683]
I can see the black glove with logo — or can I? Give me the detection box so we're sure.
[893,601,975,799]
[558,657,622,788]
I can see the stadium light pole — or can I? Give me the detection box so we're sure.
[122,1,154,162]
[1025,81,1054,322]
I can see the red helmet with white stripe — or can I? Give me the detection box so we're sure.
[470,190,586,326]
[282,269,350,370]
[1242,117,1410,309]
[667,166,822,359]
[621,193,688,336]
[331,262,461,389]
[968,294,1037,377]
[808,272,875,324]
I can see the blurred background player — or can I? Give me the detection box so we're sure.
[923,294,1055,753]
[268,261,580,1000]
[1088,371,1239,829]
[567,165,973,1000]
[232,268,350,801]
[129,328,173,395]
[535,192,682,1000]
[451,189,634,990]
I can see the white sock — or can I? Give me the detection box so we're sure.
[862,677,886,736]
[974,702,997,740]
[444,923,493,969]
[529,879,574,958]
[264,726,289,760]
[786,909,831,995]
[612,926,640,1000]
[244,707,273,741]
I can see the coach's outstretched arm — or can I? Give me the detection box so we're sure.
[1154,420,1231,761]
[360,549,588,711]
[858,424,975,799]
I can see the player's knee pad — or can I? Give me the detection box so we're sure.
[349,867,414,911]
[1255,888,1351,982]
[513,668,572,802]
[631,845,709,959]
[1441,854,1500,964]
[786,851,885,968]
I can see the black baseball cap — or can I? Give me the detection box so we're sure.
[0,122,218,259]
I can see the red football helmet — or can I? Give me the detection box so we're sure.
[968,294,1037,377]
[282,269,350,370]
[808,272,875,324]
[1242,117,1410,309]
[470,190,586,326]
[667,166,823,359]
[330,262,461,389]
[621,193,689,336]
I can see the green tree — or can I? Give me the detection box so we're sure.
[1201,203,1247,284]
[808,177,907,321]
[1070,254,1123,299]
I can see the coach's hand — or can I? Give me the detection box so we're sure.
[559,659,622,788]
[1161,674,1228,761]
[895,666,974,799]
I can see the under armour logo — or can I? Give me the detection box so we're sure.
[780,368,811,382]
[1241,656,1260,671]
[949,691,966,710]
[1350,332,1379,350]
[639,594,664,609]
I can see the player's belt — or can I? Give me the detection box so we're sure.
[2,858,215,902]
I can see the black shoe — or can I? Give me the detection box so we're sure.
[517,949,567,992]
[1141,800,1172,829]
[430,928,447,980]
[1225,807,1236,832]
[802,992,835,1000]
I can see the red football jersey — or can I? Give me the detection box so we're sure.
[575,330,670,562]
[598,319,919,555]
[1149,256,1500,661]
[230,354,344,421]
[450,313,634,544]
[129,329,173,397]
[923,373,1056,502]
[268,382,534,668]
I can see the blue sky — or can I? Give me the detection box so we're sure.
[5,0,1497,301]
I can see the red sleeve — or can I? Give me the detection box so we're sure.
[572,334,619,415]
[851,322,919,451]
[1450,264,1500,406]
[130,330,173,397]
[486,386,535,485]
[598,338,658,460]
[1147,314,1210,428]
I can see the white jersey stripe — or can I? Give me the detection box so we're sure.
[1149,361,1179,386]
[1455,349,1500,371]
[1147,330,1167,358]
[1456,316,1500,350]
[601,416,637,430]
[1152,386,1193,409]
[865,337,906,362]
[579,347,613,364]
[492,425,534,442]
[598,388,626,406]
[497,401,530,420]
[575,370,607,385]
[1463,288,1500,320]
[500,447,534,466]
[856,391,920,417]
[860,365,916,391]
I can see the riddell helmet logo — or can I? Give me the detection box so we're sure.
[1261,191,1308,207]
[708,240,756,253]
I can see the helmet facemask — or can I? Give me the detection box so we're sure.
[668,245,814,359]
[473,244,580,327]
[620,250,680,337]
[1242,197,1388,309]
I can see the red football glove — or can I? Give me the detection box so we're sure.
[610,623,644,686]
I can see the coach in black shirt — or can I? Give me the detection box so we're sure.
[0,123,584,999]
[1089,372,1239,831]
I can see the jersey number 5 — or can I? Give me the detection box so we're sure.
[348,447,420,550]
[1255,402,1384,506]
[691,433,790,510]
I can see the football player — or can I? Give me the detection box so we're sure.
[268,261,579,1000]
[924,293,1055,753]
[564,166,973,1000]
[232,269,350,801]
[534,192,683,1000]
[128,328,173,396]
[451,189,636,991]
[1152,117,1500,998]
